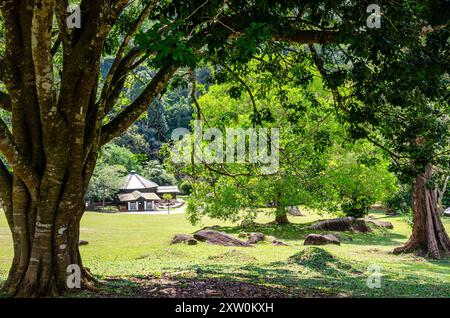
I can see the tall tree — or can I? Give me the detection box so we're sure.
[0,0,340,297]
[308,1,450,258]
[0,0,175,297]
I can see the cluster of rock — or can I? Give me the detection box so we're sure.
[170,216,395,248]
[195,230,251,247]
[238,232,289,246]
[303,216,394,246]
[171,230,252,247]
[363,218,394,229]
[308,216,371,233]
[171,228,289,247]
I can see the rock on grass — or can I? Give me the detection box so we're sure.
[304,234,340,246]
[309,217,371,233]
[287,206,304,216]
[364,219,394,229]
[170,234,197,245]
[272,239,289,246]
[193,229,251,247]
[247,232,265,244]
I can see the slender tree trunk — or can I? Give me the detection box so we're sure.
[393,164,450,259]
[273,174,290,225]
[274,206,290,225]
[275,212,290,225]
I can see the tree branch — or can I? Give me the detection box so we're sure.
[100,0,159,105]
[0,118,39,200]
[31,0,56,117]
[274,30,338,44]
[51,33,63,56]
[100,62,177,146]
[103,48,144,115]
[1,2,23,100]
[54,0,72,50]
[0,58,5,82]
[0,159,13,223]
[0,92,12,112]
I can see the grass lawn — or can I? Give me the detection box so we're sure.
[0,209,449,297]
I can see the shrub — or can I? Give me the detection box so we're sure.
[341,197,370,218]
[179,181,193,195]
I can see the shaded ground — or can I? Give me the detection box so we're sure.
[91,275,324,298]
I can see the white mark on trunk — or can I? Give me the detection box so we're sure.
[58,227,67,235]
[36,222,53,229]
[30,258,40,263]
[59,244,67,250]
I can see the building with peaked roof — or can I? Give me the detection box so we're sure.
[116,171,181,212]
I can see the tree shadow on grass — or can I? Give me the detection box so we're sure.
[387,252,450,269]
[77,274,307,298]
[71,245,450,298]
[343,230,407,247]
[162,253,450,298]
[154,247,364,297]
[213,222,408,247]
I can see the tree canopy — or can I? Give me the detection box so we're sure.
[0,0,448,297]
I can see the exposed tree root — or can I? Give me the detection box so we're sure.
[393,165,450,259]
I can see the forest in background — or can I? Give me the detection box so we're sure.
[0,0,448,298]
[81,59,402,225]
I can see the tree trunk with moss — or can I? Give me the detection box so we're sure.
[393,165,450,259]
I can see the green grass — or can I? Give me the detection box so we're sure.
[0,209,449,297]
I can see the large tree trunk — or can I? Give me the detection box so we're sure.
[1,188,95,297]
[1,132,99,297]
[0,0,176,297]
[393,165,450,259]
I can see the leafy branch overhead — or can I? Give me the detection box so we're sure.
[0,0,449,298]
